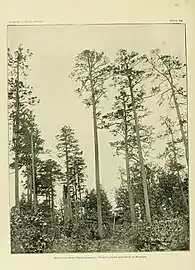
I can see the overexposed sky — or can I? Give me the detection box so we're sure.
[8,24,186,206]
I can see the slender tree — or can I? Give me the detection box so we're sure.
[16,112,45,212]
[56,125,87,224]
[70,49,110,238]
[101,90,136,223]
[112,49,152,224]
[8,45,38,208]
[56,126,75,221]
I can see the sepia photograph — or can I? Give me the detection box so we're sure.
[7,23,189,254]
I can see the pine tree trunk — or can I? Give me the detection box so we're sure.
[88,57,103,239]
[31,134,37,213]
[14,58,20,209]
[123,100,136,224]
[73,165,78,225]
[67,186,72,220]
[74,184,78,226]
[77,175,83,220]
[27,178,30,201]
[92,98,103,238]
[169,78,188,167]
[63,185,69,225]
[165,121,189,213]
[128,77,152,224]
[51,179,55,224]
[65,145,72,221]
[113,215,116,231]
[29,171,33,208]
[26,164,30,202]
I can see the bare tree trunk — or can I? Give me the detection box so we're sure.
[29,172,33,209]
[31,134,37,213]
[92,94,103,238]
[74,184,78,226]
[14,58,20,209]
[51,179,55,225]
[63,185,69,225]
[113,215,116,231]
[88,58,103,239]
[77,174,83,220]
[165,120,189,213]
[123,100,136,224]
[27,164,32,207]
[169,78,188,167]
[65,145,72,221]
[73,165,78,225]
[67,188,72,220]
[128,77,152,224]
[26,164,30,202]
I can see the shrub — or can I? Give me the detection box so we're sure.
[129,216,189,251]
[11,205,189,253]
[10,207,55,253]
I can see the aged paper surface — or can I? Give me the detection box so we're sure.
[0,1,194,269]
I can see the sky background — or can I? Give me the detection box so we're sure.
[8,24,186,207]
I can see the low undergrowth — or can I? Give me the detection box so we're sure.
[11,207,189,253]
